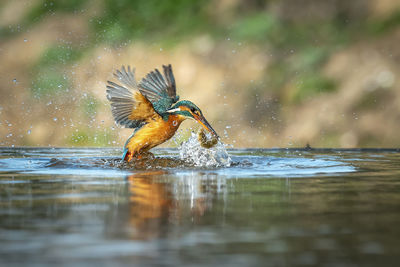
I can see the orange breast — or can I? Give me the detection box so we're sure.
[125,114,185,155]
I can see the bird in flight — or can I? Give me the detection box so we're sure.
[106,64,218,162]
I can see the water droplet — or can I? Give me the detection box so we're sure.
[179,131,231,167]
[24,38,27,42]
[27,130,31,135]
[53,117,58,122]
[12,78,17,84]
[172,120,178,126]
[160,47,163,51]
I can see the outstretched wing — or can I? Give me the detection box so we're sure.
[106,66,159,128]
[139,64,180,114]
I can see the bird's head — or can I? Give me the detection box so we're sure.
[167,100,219,138]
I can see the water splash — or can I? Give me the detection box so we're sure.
[179,131,232,167]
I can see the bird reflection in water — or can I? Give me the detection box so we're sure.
[106,171,226,240]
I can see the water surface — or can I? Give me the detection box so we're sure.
[1,147,400,266]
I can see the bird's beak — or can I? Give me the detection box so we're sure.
[194,114,219,138]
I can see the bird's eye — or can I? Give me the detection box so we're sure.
[191,107,196,113]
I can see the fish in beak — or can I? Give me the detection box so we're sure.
[193,114,219,139]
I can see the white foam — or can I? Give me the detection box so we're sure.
[179,132,232,167]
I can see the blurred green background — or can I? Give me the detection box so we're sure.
[1,0,400,148]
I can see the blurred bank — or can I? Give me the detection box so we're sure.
[1,0,400,148]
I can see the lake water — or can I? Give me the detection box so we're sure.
[1,147,400,266]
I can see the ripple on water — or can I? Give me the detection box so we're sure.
[0,146,357,178]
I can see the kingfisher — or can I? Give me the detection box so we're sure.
[106,64,218,162]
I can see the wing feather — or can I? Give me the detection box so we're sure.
[106,65,159,128]
[163,64,177,99]
[139,64,179,114]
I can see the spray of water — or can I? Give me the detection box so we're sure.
[179,131,232,167]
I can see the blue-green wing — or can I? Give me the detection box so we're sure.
[138,64,179,114]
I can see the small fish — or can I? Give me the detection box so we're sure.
[198,128,218,148]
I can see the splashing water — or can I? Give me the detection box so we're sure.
[179,131,232,167]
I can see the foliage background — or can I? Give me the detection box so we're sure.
[1,0,400,148]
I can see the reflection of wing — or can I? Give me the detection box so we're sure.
[106,66,160,128]
[139,64,180,114]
